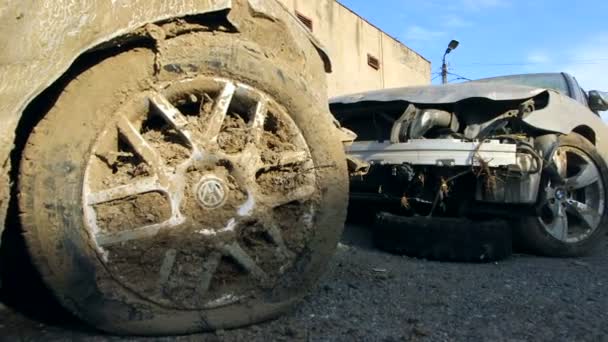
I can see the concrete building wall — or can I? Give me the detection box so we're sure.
[277,0,431,97]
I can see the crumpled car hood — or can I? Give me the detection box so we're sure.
[330,82,547,105]
[330,78,608,174]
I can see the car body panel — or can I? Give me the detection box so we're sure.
[0,0,331,250]
[330,82,547,105]
[331,82,608,162]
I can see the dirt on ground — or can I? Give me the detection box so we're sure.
[2,223,607,342]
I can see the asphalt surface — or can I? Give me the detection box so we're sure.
[1,223,608,342]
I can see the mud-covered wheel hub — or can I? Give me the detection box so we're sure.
[83,77,318,309]
[196,176,227,209]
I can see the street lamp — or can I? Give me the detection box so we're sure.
[442,40,459,84]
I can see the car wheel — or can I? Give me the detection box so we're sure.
[516,133,608,257]
[18,32,348,335]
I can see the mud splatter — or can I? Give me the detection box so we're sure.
[94,192,171,233]
[257,167,308,195]
[142,128,190,167]
[218,113,251,154]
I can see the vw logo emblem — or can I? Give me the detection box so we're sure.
[196,177,227,209]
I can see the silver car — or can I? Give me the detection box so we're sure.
[332,73,608,259]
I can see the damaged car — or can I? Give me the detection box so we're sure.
[332,72,608,261]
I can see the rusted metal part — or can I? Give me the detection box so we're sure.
[0,0,332,251]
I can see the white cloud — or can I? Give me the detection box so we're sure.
[512,35,608,120]
[442,15,474,28]
[526,52,551,64]
[557,34,608,121]
[562,35,608,91]
[461,0,509,10]
[416,0,508,11]
[403,25,445,42]
[514,35,608,91]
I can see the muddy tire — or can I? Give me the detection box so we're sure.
[18,31,347,335]
[374,213,512,262]
[516,134,608,257]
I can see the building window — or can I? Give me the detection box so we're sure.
[295,11,313,31]
[367,54,380,70]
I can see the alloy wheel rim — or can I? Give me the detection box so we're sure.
[82,76,318,309]
[538,146,604,244]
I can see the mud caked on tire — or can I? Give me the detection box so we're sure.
[18,30,348,335]
[374,213,512,262]
[516,133,608,257]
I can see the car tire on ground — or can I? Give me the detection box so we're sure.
[374,212,512,262]
[346,202,378,225]
[18,31,348,335]
[516,133,608,257]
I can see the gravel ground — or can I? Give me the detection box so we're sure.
[1,224,608,342]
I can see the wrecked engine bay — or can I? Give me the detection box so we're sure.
[333,93,554,219]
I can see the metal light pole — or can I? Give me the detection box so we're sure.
[442,40,460,84]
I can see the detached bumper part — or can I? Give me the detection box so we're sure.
[347,139,542,204]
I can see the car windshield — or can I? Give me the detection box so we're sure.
[473,73,570,96]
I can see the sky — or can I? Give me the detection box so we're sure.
[338,0,608,91]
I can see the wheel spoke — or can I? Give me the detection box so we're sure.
[566,163,600,190]
[237,190,256,217]
[204,82,237,141]
[197,218,238,237]
[194,252,222,302]
[148,91,201,149]
[266,185,316,208]
[545,201,569,241]
[96,219,181,246]
[264,221,296,262]
[157,249,177,292]
[566,199,602,230]
[260,151,309,170]
[222,242,267,279]
[553,150,568,179]
[149,92,189,130]
[215,147,262,185]
[250,97,268,144]
[87,177,162,205]
[117,116,165,175]
[265,223,287,249]
[545,150,567,184]
[280,151,308,165]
